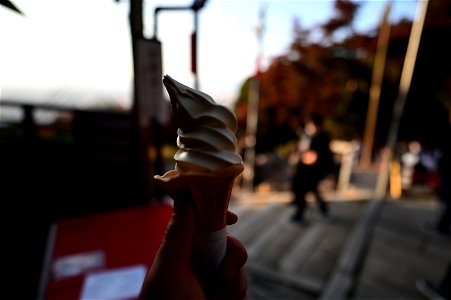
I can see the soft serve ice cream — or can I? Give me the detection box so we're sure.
[155,75,244,266]
[162,75,242,173]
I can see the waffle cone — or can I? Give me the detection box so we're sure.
[154,164,243,233]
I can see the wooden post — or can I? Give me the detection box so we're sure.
[375,0,429,199]
[130,0,154,203]
[242,4,265,192]
[360,2,392,169]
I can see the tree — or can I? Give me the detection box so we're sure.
[234,0,451,152]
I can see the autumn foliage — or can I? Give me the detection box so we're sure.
[234,0,451,154]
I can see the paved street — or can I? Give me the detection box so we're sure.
[228,189,450,300]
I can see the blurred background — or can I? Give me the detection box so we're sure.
[1,0,450,299]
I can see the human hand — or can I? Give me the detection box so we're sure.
[139,199,248,300]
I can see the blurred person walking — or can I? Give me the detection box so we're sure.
[400,140,422,192]
[290,114,336,224]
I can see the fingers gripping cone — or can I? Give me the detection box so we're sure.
[155,164,243,267]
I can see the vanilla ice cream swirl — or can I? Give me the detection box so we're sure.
[163,75,242,172]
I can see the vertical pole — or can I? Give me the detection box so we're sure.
[242,77,260,191]
[360,2,392,169]
[374,0,429,199]
[192,9,199,90]
[130,0,143,122]
[242,4,265,191]
[130,0,153,203]
[153,8,159,40]
[23,105,36,143]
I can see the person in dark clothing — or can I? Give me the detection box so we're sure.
[290,114,336,223]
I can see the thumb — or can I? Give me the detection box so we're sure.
[139,198,196,299]
[158,198,195,265]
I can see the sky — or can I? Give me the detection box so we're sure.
[0,0,418,112]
